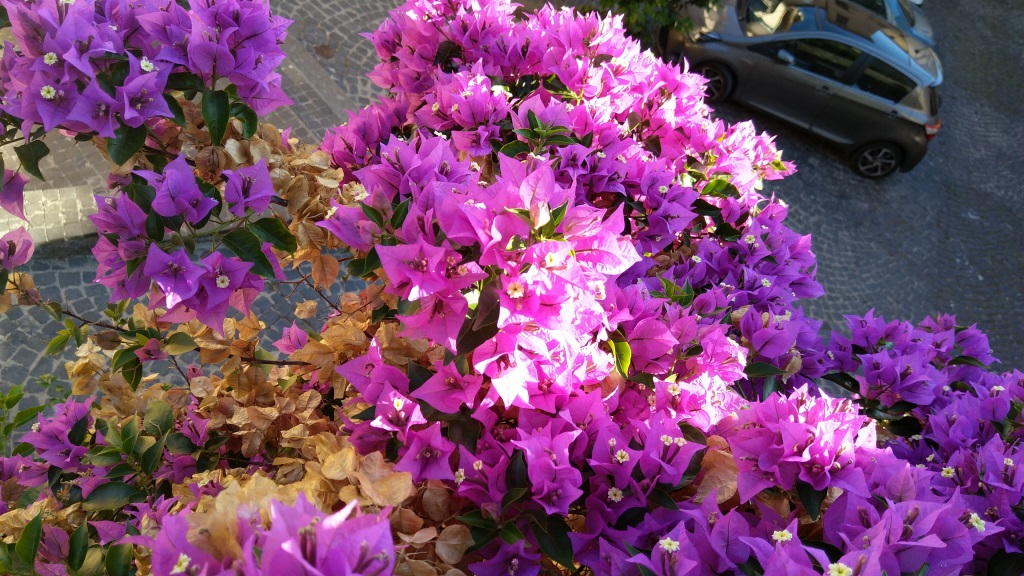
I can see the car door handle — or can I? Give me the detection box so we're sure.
[816,85,832,95]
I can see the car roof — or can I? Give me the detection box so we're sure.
[732,0,942,85]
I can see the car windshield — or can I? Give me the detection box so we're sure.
[745,1,816,36]
[896,0,917,25]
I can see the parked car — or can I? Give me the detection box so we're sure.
[668,0,943,178]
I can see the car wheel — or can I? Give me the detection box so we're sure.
[694,62,734,103]
[850,142,903,178]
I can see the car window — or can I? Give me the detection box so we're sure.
[896,0,916,25]
[854,57,916,102]
[843,0,887,18]
[781,39,863,82]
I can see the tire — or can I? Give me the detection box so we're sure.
[850,142,903,178]
[693,62,734,103]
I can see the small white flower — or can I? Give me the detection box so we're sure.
[595,151,606,158]
[215,274,230,289]
[743,235,757,245]
[691,255,702,263]
[170,553,191,574]
[916,464,926,469]
[392,396,405,410]
[43,52,58,65]
[140,57,157,72]
[431,102,440,113]
[1005,457,1015,467]
[606,487,624,502]
[926,454,935,462]
[40,85,57,100]
[968,512,986,532]
[827,563,853,576]
[673,437,686,447]
[667,383,682,396]
[910,434,923,441]
[59,0,76,4]
[991,385,1005,392]
[760,278,772,288]
[771,529,792,543]
[449,103,459,113]
[506,280,525,299]
[454,468,465,485]
[658,537,679,553]
[658,185,668,194]
[613,449,630,464]
[472,459,484,471]
[941,466,956,479]
[660,434,674,447]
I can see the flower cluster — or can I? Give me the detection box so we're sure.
[0,0,1020,575]
[147,497,395,576]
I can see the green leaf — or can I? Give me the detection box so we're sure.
[105,543,133,576]
[14,140,50,181]
[202,89,230,145]
[505,450,529,490]
[163,332,196,356]
[649,485,680,510]
[107,123,148,166]
[14,513,42,564]
[702,177,740,198]
[140,434,166,475]
[165,432,198,455]
[166,72,205,92]
[76,547,106,576]
[88,447,124,467]
[390,199,411,229]
[40,301,63,321]
[455,280,501,356]
[67,522,89,571]
[610,338,632,376]
[45,331,72,356]
[13,405,44,429]
[948,355,988,368]
[222,228,276,278]
[4,385,22,409]
[527,109,541,130]
[745,362,786,379]
[821,372,859,392]
[230,102,258,139]
[407,361,434,393]
[534,515,574,569]
[796,480,827,521]
[360,203,385,229]
[163,94,186,127]
[499,140,530,157]
[120,416,140,456]
[82,482,140,511]
[251,218,297,254]
[143,400,174,436]
[456,510,497,530]
[501,487,529,512]
[499,522,526,545]
[111,348,141,373]
[714,222,743,242]
[887,416,924,438]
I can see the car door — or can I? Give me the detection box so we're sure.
[738,37,863,129]
[810,55,921,148]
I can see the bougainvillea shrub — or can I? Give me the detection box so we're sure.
[0,0,1021,575]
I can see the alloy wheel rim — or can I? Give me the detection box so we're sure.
[858,147,898,177]
[700,68,726,100]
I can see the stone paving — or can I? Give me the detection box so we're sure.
[1,0,1022,414]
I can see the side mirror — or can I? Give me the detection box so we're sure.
[775,48,796,65]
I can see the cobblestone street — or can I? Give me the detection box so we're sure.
[1,0,1021,411]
